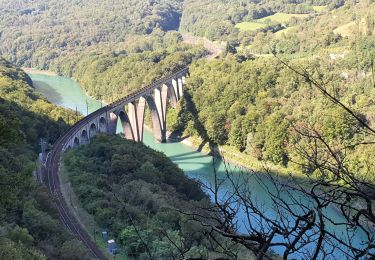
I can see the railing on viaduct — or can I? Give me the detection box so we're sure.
[44,67,189,259]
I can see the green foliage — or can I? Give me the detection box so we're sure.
[0,237,46,260]
[180,0,339,41]
[64,134,240,258]
[248,2,375,55]
[349,36,375,71]
[64,45,206,101]
[0,1,374,258]
[205,112,228,145]
[321,107,361,141]
[0,0,184,67]
[0,58,77,149]
[253,113,289,166]
[8,226,34,246]
[59,239,92,260]
[169,52,375,181]
[0,58,89,258]
[0,0,357,72]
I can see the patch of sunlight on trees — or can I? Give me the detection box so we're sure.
[333,19,367,37]
[274,26,296,37]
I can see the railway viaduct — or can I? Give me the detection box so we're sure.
[64,67,188,149]
[44,68,188,259]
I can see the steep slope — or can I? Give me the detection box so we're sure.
[0,58,90,259]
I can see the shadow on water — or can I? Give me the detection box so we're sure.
[167,134,190,143]
[173,155,212,161]
[31,72,371,259]
[172,161,212,166]
[168,151,207,160]
[33,80,63,104]
[197,140,208,152]
[177,91,220,155]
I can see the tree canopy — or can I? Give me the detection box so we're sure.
[0,58,89,259]
[63,134,251,259]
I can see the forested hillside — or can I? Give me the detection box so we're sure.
[171,1,375,179]
[0,58,89,259]
[172,51,375,181]
[0,0,183,67]
[0,0,208,101]
[63,135,251,259]
[1,0,372,177]
[0,0,375,257]
[0,0,360,69]
[180,0,341,41]
[248,0,375,55]
[51,39,207,100]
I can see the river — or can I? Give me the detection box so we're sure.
[29,73,371,259]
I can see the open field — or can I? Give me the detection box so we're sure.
[256,12,310,23]
[313,5,328,12]
[236,12,310,32]
[235,22,268,32]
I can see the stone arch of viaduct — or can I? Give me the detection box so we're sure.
[64,68,188,150]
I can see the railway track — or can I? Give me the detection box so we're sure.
[45,121,108,259]
[44,67,188,259]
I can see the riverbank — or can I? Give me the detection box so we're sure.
[22,67,58,76]
[28,69,372,257]
[167,129,306,182]
[25,67,303,182]
[26,67,113,106]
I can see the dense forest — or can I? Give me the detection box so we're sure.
[63,135,251,259]
[0,0,183,67]
[52,39,207,101]
[171,40,375,181]
[179,0,342,41]
[0,0,375,258]
[0,58,90,259]
[0,0,352,69]
[1,0,372,177]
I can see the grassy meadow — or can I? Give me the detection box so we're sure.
[235,12,310,32]
[256,12,310,23]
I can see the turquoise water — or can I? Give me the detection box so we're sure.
[31,73,100,115]
[29,73,370,259]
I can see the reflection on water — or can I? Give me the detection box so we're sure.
[33,80,63,104]
[29,72,370,259]
[30,73,98,115]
